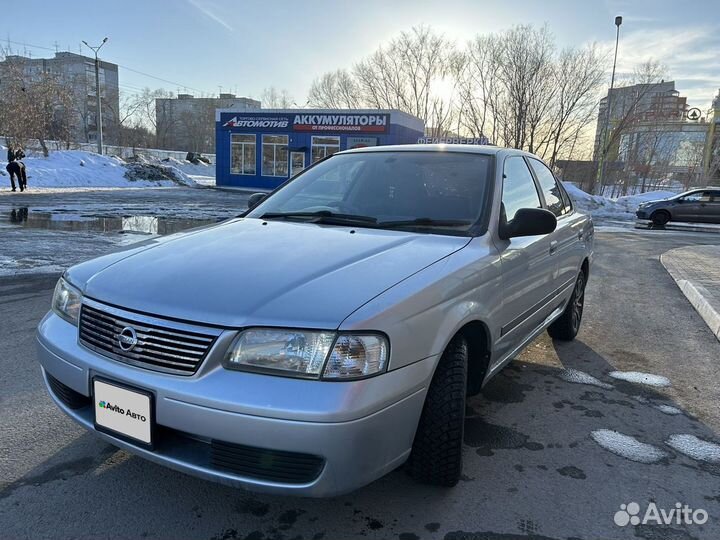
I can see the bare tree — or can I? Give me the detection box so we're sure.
[307,70,363,108]
[352,26,457,136]
[262,87,295,108]
[0,55,76,156]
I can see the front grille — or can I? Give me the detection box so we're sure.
[210,439,325,484]
[79,302,218,375]
[47,373,91,409]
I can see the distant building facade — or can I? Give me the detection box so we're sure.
[594,81,688,161]
[0,52,120,144]
[593,80,718,189]
[156,94,260,153]
[704,89,720,180]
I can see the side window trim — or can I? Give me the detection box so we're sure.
[523,156,548,209]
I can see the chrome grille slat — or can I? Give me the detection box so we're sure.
[82,306,215,344]
[79,302,218,375]
[80,327,201,366]
[82,318,207,354]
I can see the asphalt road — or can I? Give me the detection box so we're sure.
[2,223,720,539]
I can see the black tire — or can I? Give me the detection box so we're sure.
[651,210,670,226]
[548,270,586,341]
[408,335,467,486]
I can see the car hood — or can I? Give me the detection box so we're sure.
[80,218,470,328]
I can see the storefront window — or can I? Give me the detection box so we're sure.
[311,136,341,163]
[262,134,289,177]
[230,134,256,175]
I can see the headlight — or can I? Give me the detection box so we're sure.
[224,329,389,380]
[52,277,82,325]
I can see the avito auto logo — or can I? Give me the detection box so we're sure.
[97,400,147,422]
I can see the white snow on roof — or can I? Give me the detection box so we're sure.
[591,429,667,463]
[666,434,720,462]
[558,368,613,389]
[608,371,671,387]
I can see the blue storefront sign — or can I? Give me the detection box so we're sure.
[215,109,424,189]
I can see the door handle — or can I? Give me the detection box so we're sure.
[549,241,558,255]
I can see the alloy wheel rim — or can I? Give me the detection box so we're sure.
[571,275,585,331]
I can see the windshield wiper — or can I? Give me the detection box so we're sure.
[260,211,378,226]
[377,218,473,229]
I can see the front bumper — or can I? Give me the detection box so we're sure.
[636,208,651,219]
[36,311,435,496]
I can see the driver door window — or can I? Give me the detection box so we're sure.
[502,157,542,222]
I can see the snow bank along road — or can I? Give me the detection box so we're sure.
[2,200,720,539]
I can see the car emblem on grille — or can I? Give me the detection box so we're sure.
[118,327,139,352]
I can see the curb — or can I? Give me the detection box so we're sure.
[661,253,720,342]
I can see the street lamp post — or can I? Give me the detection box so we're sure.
[597,16,622,193]
[82,37,108,155]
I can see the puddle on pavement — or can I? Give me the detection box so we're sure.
[5,208,220,236]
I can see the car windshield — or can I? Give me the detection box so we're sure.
[246,151,493,235]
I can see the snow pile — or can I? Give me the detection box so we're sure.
[124,162,198,186]
[608,371,671,387]
[591,429,667,463]
[666,434,720,462]
[655,404,683,415]
[558,368,613,389]
[0,150,200,189]
[562,182,677,221]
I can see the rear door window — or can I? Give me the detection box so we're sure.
[528,158,566,217]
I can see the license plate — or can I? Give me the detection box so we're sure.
[93,378,153,445]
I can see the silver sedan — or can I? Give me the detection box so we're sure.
[37,144,593,496]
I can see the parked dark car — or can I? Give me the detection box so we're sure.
[636,188,720,226]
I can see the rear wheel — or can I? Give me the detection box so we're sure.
[408,335,467,486]
[548,270,586,341]
[651,210,670,227]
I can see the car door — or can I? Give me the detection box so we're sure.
[707,190,720,224]
[673,191,705,222]
[694,191,717,223]
[494,156,555,362]
[526,157,585,295]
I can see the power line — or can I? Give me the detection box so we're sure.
[1,38,212,95]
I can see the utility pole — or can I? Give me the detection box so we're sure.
[597,16,622,194]
[82,38,108,155]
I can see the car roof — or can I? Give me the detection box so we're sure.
[338,143,535,158]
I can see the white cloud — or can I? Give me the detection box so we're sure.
[594,24,719,109]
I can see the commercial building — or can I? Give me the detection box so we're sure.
[0,52,120,144]
[156,93,260,153]
[215,109,425,189]
[594,81,687,161]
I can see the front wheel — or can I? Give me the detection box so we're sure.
[548,270,586,341]
[651,210,670,227]
[408,335,467,486]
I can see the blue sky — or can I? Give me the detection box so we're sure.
[2,0,718,109]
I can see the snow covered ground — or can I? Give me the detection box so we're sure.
[0,149,207,190]
[562,181,677,221]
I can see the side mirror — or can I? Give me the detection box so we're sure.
[499,208,557,240]
[247,193,267,209]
